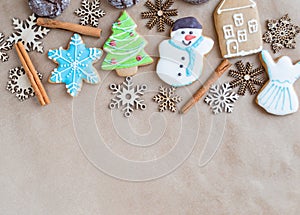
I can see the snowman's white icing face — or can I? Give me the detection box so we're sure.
[171,28,203,47]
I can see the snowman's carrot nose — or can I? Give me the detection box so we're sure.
[185,35,196,41]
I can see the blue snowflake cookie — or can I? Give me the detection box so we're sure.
[48,33,102,97]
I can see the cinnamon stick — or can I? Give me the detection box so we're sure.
[15,42,50,106]
[181,59,232,114]
[37,18,101,38]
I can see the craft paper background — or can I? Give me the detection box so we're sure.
[0,0,299,214]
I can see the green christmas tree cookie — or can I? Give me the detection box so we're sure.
[101,11,153,77]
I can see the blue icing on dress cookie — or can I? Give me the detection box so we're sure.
[48,33,102,97]
[257,50,300,116]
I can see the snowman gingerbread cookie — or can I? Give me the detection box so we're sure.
[156,17,214,87]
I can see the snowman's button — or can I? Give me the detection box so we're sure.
[179,64,184,68]
[181,57,185,61]
[178,73,182,76]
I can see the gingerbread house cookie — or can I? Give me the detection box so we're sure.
[214,0,262,58]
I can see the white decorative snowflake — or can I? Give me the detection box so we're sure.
[109,77,147,118]
[0,33,12,62]
[7,14,50,53]
[74,0,106,27]
[153,86,182,112]
[205,83,239,114]
[6,66,43,101]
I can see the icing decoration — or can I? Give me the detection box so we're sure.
[153,86,182,112]
[7,14,50,53]
[229,60,266,96]
[6,66,43,101]
[263,14,300,53]
[101,11,153,77]
[214,0,262,58]
[109,76,147,118]
[257,50,300,116]
[48,33,102,97]
[0,33,12,62]
[74,0,106,27]
[217,0,256,15]
[141,0,178,32]
[205,83,239,114]
[156,17,214,87]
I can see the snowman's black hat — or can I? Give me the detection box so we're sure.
[172,17,202,32]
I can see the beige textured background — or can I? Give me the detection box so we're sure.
[1,0,300,214]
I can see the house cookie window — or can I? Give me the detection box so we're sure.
[223,25,235,39]
[233,14,244,27]
[237,30,247,42]
[248,19,258,33]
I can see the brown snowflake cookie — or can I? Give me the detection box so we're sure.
[229,61,266,96]
[141,0,178,32]
[263,14,300,53]
[153,86,182,112]
[214,0,263,58]
[28,0,70,18]
[107,0,140,9]
[183,0,209,4]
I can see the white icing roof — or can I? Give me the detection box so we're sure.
[217,0,256,14]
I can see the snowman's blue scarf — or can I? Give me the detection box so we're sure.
[168,36,204,77]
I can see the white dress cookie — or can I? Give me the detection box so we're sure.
[156,17,214,87]
[257,50,300,116]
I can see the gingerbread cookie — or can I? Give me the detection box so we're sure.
[257,50,300,116]
[48,33,102,97]
[156,17,214,87]
[28,0,70,18]
[101,11,153,77]
[214,0,262,58]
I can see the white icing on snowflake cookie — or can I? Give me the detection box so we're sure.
[214,0,263,58]
[48,33,102,97]
[156,17,214,87]
[257,50,300,116]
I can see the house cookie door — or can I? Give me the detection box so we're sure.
[226,39,239,57]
